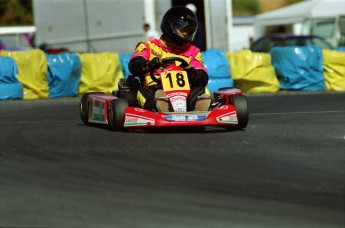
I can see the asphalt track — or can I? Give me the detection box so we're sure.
[0,92,344,227]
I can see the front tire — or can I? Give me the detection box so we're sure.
[230,95,249,129]
[80,92,105,124]
[108,98,128,131]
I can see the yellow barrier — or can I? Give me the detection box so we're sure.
[77,52,124,94]
[226,49,279,93]
[322,50,345,91]
[0,49,48,99]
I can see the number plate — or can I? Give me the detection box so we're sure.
[161,71,190,92]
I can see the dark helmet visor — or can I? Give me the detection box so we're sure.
[171,18,197,41]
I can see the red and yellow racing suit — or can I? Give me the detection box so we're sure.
[128,37,210,111]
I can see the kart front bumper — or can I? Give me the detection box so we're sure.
[123,105,239,128]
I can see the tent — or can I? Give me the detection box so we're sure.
[254,0,345,39]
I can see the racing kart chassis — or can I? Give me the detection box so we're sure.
[80,87,249,131]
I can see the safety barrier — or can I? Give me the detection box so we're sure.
[323,49,345,91]
[46,52,81,98]
[271,46,325,91]
[77,52,123,94]
[0,47,345,100]
[202,49,233,93]
[0,49,48,99]
[0,56,22,99]
[226,49,279,93]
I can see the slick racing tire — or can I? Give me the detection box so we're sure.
[108,98,128,131]
[230,95,249,129]
[80,92,105,125]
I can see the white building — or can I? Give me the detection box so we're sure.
[34,0,242,53]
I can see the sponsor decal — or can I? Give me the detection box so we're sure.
[170,96,185,102]
[124,113,155,126]
[134,108,147,112]
[170,96,187,112]
[163,114,206,122]
[91,99,105,122]
[217,105,229,110]
[216,111,238,124]
[167,92,188,97]
[172,115,186,121]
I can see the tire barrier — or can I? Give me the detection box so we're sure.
[322,49,345,91]
[202,49,233,93]
[0,49,48,99]
[1,47,345,100]
[77,52,123,94]
[119,53,133,79]
[271,46,325,91]
[46,52,82,98]
[0,56,23,100]
[336,46,345,52]
[226,49,280,93]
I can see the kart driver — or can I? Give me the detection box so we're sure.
[128,6,211,112]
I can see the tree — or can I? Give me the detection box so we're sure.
[233,0,260,16]
[0,0,33,26]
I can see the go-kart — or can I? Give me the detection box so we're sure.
[80,57,249,131]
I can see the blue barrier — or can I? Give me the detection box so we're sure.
[271,46,325,91]
[202,49,233,93]
[336,46,345,52]
[46,53,82,98]
[0,56,23,99]
[119,53,133,79]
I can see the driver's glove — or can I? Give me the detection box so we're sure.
[126,76,142,91]
[147,57,162,70]
[185,65,197,81]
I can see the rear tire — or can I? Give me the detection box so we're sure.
[117,89,138,107]
[108,98,128,131]
[230,95,249,129]
[80,92,105,124]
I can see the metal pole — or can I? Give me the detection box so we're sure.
[144,0,156,30]
[83,0,92,52]
[226,0,233,52]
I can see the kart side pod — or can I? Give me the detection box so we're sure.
[213,87,249,129]
[80,92,128,131]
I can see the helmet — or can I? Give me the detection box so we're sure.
[160,6,198,47]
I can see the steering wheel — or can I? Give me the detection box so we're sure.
[150,57,189,84]
[161,57,189,68]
